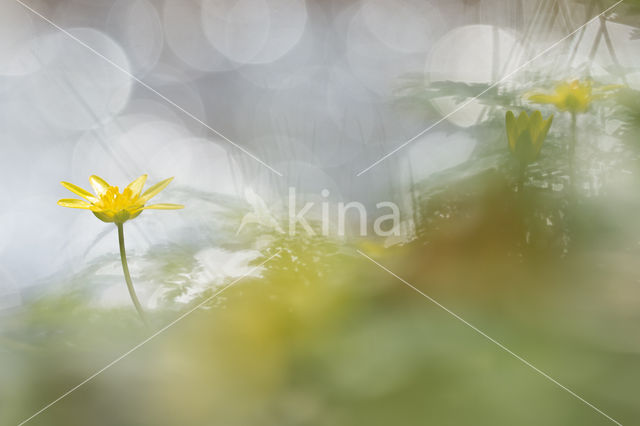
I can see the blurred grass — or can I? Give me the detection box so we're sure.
[2,210,639,425]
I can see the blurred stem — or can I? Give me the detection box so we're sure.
[516,163,528,248]
[569,112,577,194]
[117,223,149,329]
[517,163,526,193]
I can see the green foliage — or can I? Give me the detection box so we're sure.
[393,76,519,121]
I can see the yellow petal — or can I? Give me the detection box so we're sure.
[530,110,542,127]
[528,93,558,105]
[57,199,92,209]
[125,174,148,198]
[535,114,553,155]
[139,177,174,203]
[141,203,184,210]
[594,84,623,93]
[516,111,529,136]
[89,175,110,196]
[60,181,98,202]
[529,110,543,143]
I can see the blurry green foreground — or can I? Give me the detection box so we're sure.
[2,195,639,426]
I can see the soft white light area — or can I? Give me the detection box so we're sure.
[361,0,441,54]
[32,28,133,131]
[407,131,477,182]
[127,76,209,136]
[250,160,342,208]
[193,248,263,286]
[201,0,308,64]
[106,0,164,76]
[326,65,379,147]
[236,33,316,90]
[123,98,189,128]
[427,25,522,127]
[237,61,317,91]
[345,0,443,96]
[577,21,640,70]
[149,137,242,195]
[4,196,71,283]
[0,1,40,76]
[71,118,190,183]
[163,0,236,72]
[574,21,640,88]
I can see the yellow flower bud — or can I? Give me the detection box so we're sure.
[505,110,553,166]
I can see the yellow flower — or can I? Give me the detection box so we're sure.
[58,174,184,224]
[505,110,553,165]
[527,80,620,114]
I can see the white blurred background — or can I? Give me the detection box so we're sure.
[1,0,637,305]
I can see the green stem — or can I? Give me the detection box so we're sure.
[117,223,149,328]
[569,112,577,195]
[517,163,526,193]
[516,162,528,248]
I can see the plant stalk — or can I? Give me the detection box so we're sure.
[517,163,526,194]
[117,223,149,328]
[569,112,577,194]
[515,161,529,248]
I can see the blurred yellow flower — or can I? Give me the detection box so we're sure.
[527,80,620,114]
[505,110,553,166]
[58,174,183,224]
